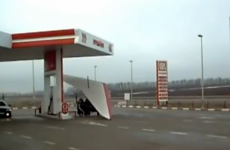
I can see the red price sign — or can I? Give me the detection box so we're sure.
[44,50,56,72]
[156,60,168,105]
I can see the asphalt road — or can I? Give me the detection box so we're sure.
[0,107,230,150]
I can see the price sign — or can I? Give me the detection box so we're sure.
[156,60,168,105]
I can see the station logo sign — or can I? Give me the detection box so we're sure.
[156,60,168,105]
[44,50,56,72]
[82,33,87,43]
[158,61,167,71]
[93,39,104,48]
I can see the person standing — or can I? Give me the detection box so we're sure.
[75,94,78,104]
[48,96,53,115]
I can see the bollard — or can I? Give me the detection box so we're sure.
[58,112,61,120]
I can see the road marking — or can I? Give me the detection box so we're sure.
[69,147,79,150]
[182,108,189,110]
[122,105,126,108]
[118,126,129,129]
[162,107,167,109]
[134,120,147,123]
[45,126,65,130]
[207,135,228,139]
[170,132,188,135]
[142,128,155,132]
[22,107,28,109]
[89,122,107,127]
[195,108,201,111]
[152,106,157,109]
[12,107,18,110]
[183,119,192,122]
[199,117,212,120]
[79,121,107,127]
[136,106,141,108]
[204,120,215,123]
[144,106,149,109]
[20,135,32,139]
[5,131,13,134]
[129,105,133,108]
[214,115,223,117]
[43,141,56,145]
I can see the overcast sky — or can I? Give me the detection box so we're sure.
[0,0,230,92]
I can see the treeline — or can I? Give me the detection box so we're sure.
[108,77,230,91]
[64,77,230,97]
[13,77,228,98]
[111,86,230,97]
[108,77,230,97]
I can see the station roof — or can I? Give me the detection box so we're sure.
[0,29,113,62]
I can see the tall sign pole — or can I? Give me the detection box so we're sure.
[129,60,133,100]
[32,60,35,98]
[229,17,230,46]
[156,60,168,106]
[94,65,97,81]
[198,34,204,108]
[32,60,35,106]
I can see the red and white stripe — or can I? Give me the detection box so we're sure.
[11,29,77,49]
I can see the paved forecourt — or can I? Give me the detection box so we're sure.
[1,106,230,150]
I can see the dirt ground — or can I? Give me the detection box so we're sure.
[6,97,230,109]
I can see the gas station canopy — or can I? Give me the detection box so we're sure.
[0,28,113,119]
[0,29,113,62]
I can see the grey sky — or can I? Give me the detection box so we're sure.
[0,0,230,92]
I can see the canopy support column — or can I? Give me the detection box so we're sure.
[42,49,64,115]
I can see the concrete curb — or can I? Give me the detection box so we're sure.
[11,103,75,110]
[12,106,37,110]
[115,105,230,112]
